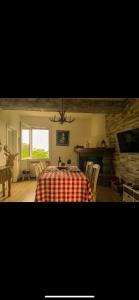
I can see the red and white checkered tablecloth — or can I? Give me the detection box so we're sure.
[35,170,94,202]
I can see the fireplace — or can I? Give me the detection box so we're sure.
[82,157,103,173]
[75,147,115,186]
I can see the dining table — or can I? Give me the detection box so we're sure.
[35,166,94,202]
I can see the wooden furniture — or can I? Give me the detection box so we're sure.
[39,161,45,171]
[33,163,42,179]
[123,184,139,202]
[0,166,12,197]
[75,147,115,186]
[39,160,50,171]
[22,170,31,181]
[90,164,101,201]
[85,161,94,181]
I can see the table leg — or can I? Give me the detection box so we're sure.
[2,179,5,197]
[8,178,11,197]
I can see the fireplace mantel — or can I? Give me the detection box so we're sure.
[74,147,115,154]
[75,147,115,186]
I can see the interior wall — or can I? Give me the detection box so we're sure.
[20,116,92,167]
[106,99,139,183]
[0,109,107,181]
[20,114,107,174]
[3,99,139,186]
[91,114,107,147]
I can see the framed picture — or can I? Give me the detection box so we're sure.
[56,130,70,146]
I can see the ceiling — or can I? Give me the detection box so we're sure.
[14,110,106,119]
[0,98,130,114]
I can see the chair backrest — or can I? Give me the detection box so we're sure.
[91,164,100,196]
[33,163,42,179]
[37,160,51,174]
[42,160,51,169]
[38,162,43,173]
[45,160,51,168]
[85,161,94,180]
[39,161,45,171]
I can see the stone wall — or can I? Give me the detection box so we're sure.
[106,99,139,183]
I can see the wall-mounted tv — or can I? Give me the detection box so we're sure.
[117,128,139,153]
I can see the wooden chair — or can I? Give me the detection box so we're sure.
[22,169,31,181]
[85,161,94,181]
[39,162,44,173]
[33,163,42,179]
[45,160,51,168]
[40,160,50,170]
[39,161,45,172]
[90,164,100,201]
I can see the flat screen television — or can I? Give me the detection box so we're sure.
[117,128,139,153]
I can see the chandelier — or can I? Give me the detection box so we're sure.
[49,98,75,124]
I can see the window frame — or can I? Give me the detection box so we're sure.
[21,126,50,161]
[21,128,31,159]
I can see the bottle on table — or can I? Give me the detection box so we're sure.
[58,157,61,167]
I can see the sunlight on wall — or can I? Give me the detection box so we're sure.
[0,110,107,181]
[20,114,106,167]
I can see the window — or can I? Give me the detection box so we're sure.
[32,129,49,159]
[21,128,49,159]
[21,129,30,158]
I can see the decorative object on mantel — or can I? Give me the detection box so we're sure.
[74,145,84,152]
[85,141,90,148]
[49,98,75,124]
[101,139,107,148]
[74,145,84,149]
